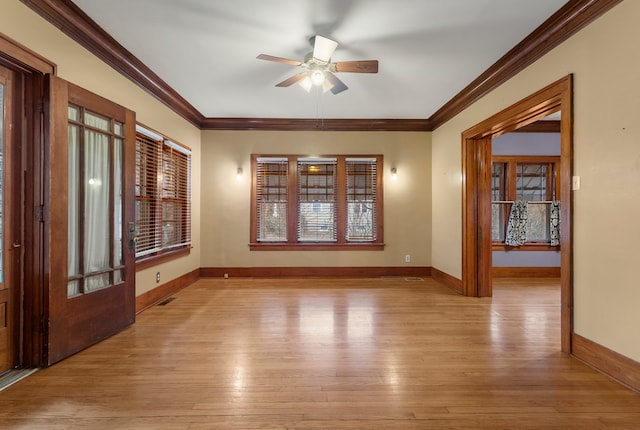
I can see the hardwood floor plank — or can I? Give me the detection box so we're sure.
[0,277,638,429]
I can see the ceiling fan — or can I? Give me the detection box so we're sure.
[257,35,378,95]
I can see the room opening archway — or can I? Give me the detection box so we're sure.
[461,75,573,352]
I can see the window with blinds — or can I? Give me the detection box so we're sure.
[135,125,191,260]
[346,158,377,241]
[298,158,337,242]
[256,157,288,242]
[251,154,384,249]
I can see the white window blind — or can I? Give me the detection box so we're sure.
[161,142,191,249]
[135,133,161,255]
[346,158,377,241]
[256,157,288,242]
[135,126,191,258]
[297,158,337,242]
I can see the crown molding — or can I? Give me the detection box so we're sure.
[21,0,621,132]
[20,0,204,127]
[200,117,431,132]
[428,0,623,129]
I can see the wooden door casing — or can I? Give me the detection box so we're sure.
[461,75,573,352]
[0,65,22,374]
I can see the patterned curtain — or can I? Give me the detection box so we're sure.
[550,201,560,246]
[505,200,528,246]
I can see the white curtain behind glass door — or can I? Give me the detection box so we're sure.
[67,124,80,296]
[84,130,110,292]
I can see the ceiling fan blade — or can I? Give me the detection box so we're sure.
[332,60,379,74]
[312,35,338,64]
[325,73,348,95]
[276,72,308,87]
[257,54,302,66]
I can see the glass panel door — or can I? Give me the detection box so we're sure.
[47,76,135,365]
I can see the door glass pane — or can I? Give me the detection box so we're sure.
[68,105,80,122]
[114,121,124,137]
[68,105,126,297]
[84,111,110,132]
[0,83,4,283]
[113,137,123,283]
[67,123,80,297]
[84,129,110,292]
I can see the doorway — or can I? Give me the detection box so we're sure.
[461,75,573,352]
[0,64,22,374]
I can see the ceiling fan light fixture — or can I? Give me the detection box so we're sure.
[299,76,313,92]
[310,70,325,86]
[257,34,378,95]
[322,78,335,93]
[312,35,338,64]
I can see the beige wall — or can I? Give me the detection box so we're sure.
[200,130,431,268]
[2,1,202,296]
[431,1,640,361]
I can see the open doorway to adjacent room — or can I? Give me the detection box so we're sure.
[461,75,573,352]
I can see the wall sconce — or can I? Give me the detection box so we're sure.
[236,167,243,180]
[390,167,398,180]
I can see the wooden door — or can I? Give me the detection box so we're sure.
[0,66,21,373]
[47,76,136,365]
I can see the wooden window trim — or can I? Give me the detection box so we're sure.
[135,246,191,271]
[250,154,384,250]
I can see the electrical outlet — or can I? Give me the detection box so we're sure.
[156,272,160,283]
[405,254,411,263]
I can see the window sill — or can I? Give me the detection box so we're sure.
[249,243,385,251]
[492,243,560,251]
[136,247,191,271]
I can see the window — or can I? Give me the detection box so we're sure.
[492,156,559,246]
[135,125,191,264]
[251,155,383,250]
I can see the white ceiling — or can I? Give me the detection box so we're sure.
[71,0,568,120]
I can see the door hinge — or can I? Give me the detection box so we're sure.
[35,205,45,222]
[36,98,45,114]
[40,315,48,334]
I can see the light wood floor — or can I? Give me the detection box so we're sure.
[1,277,639,429]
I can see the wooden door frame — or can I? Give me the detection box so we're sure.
[0,33,55,367]
[461,75,573,353]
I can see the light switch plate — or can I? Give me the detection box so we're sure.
[572,176,581,190]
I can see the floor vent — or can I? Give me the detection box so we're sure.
[157,297,176,306]
[404,277,424,282]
